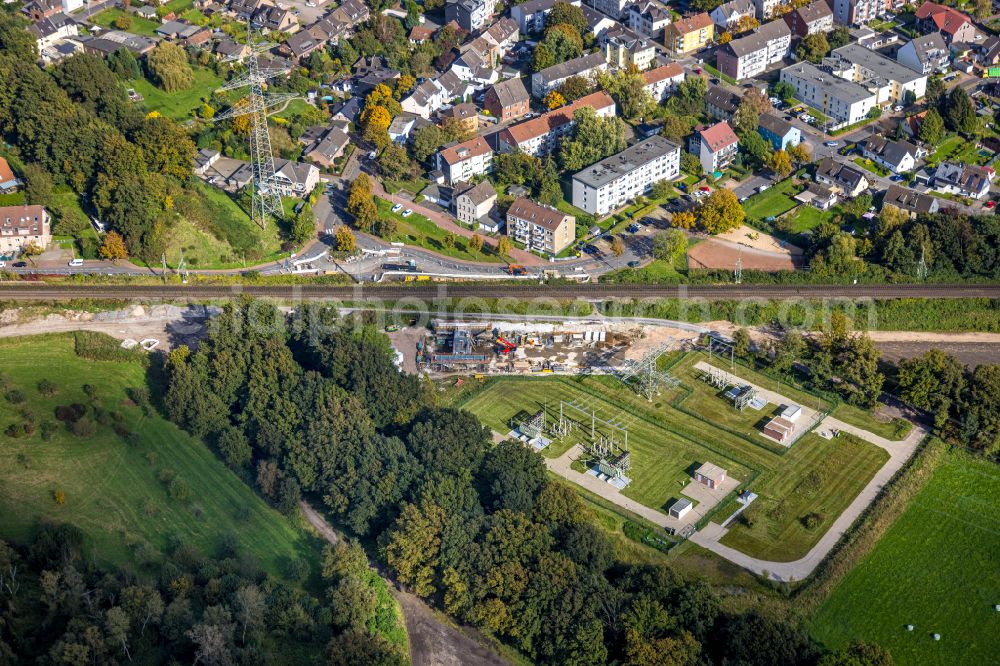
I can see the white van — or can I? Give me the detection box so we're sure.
[68,258,84,267]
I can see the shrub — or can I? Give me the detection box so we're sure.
[40,421,56,441]
[37,379,58,397]
[286,557,310,582]
[53,490,65,505]
[5,423,25,438]
[127,386,152,415]
[55,403,87,423]
[73,331,148,364]
[5,389,25,404]
[70,417,96,438]
[801,512,825,529]
[168,477,192,503]
[158,467,176,483]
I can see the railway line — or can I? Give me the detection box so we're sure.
[1,282,999,300]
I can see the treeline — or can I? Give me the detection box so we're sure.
[162,299,891,665]
[0,523,407,665]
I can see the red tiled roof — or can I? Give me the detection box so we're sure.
[0,157,15,184]
[915,2,972,36]
[439,136,491,165]
[643,62,684,85]
[500,91,614,145]
[700,121,738,151]
[673,12,712,34]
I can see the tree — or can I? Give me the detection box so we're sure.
[382,500,447,597]
[411,124,444,163]
[546,1,588,35]
[290,206,315,244]
[771,81,796,102]
[769,149,793,178]
[733,101,762,136]
[146,43,193,93]
[469,233,483,257]
[896,350,966,428]
[975,0,992,20]
[558,107,628,171]
[610,235,625,265]
[718,31,732,44]
[652,229,687,262]
[396,74,416,97]
[740,131,773,169]
[496,235,513,258]
[99,231,128,261]
[681,152,703,176]
[787,141,811,165]
[698,189,744,235]
[335,225,356,253]
[363,105,392,148]
[867,106,882,120]
[557,75,592,101]
[671,211,696,230]
[796,32,830,63]
[670,75,706,116]
[113,14,133,30]
[945,87,976,134]
[216,426,251,469]
[532,24,583,71]
[660,115,693,141]
[828,26,852,50]
[544,90,566,110]
[735,15,759,33]
[378,142,411,181]
[233,585,266,644]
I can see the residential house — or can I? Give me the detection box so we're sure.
[689,121,739,174]
[388,115,417,143]
[303,128,351,168]
[814,156,870,196]
[253,4,298,33]
[352,56,401,95]
[859,135,921,174]
[832,0,884,26]
[753,0,785,20]
[506,197,575,254]
[783,1,833,38]
[484,77,530,122]
[436,136,494,185]
[214,37,250,60]
[0,158,21,193]
[628,0,672,39]
[716,19,791,81]
[0,205,50,257]
[28,12,77,56]
[440,102,479,135]
[572,136,681,215]
[282,30,324,59]
[779,62,877,124]
[531,51,607,98]
[273,159,319,197]
[497,91,615,156]
[705,84,742,121]
[932,162,994,199]
[602,24,657,70]
[794,182,839,210]
[585,0,631,20]
[439,69,477,103]
[228,0,263,21]
[482,18,519,60]
[22,0,61,21]
[193,149,221,176]
[402,79,450,118]
[758,113,801,150]
[882,183,940,216]
[642,62,685,103]
[581,5,617,37]
[980,35,1000,66]
[897,33,950,75]
[915,2,976,45]
[134,5,158,20]
[81,31,157,57]
[824,43,927,105]
[711,0,754,32]
[409,25,435,44]
[664,13,713,54]
[156,20,201,40]
[511,0,581,34]
[445,0,496,32]
[453,180,498,228]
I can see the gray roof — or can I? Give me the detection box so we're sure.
[861,135,918,167]
[573,136,680,189]
[535,51,606,85]
[671,497,693,511]
[794,1,832,24]
[907,32,948,60]
[515,0,561,15]
[456,180,497,206]
[758,112,795,138]
[883,184,939,214]
[28,12,75,38]
[705,84,741,112]
[723,19,790,58]
[487,77,529,107]
[782,62,874,104]
[816,156,868,190]
[830,43,924,84]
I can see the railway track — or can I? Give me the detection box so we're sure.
[1,282,999,300]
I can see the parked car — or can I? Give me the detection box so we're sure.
[401,209,413,217]
[986,200,996,209]
[627,260,640,268]
[391,203,403,213]
[699,186,711,192]
[368,150,377,159]
[893,105,904,112]
[824,141,838,147]
[890,174,905,182]
[12,261,26,268]
[0,261,5,268]
[68,258,84,267]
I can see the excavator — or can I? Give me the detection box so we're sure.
[495,336,517,355]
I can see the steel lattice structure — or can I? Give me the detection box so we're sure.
[618,342,680,401]
[213,24,297,229]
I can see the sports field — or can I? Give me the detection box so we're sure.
[811,452,1000,665]
[454,352,889,559]
[0,334,315,578]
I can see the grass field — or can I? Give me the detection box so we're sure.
[129,66,225,120]
[0,334,313,578]
[811,451,1000,665]
[743,177,802,221]
[453,352,892,560]
[91,8,161,37]
[376,198,503,263]
[853,157,890,178]
[787,204,837,233]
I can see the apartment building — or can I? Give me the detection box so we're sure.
[664,13,713,54]
[825,43,927,104]
[571,136,681,215]
[506,198,576,254]
[272,159,320,197]
[642,63,685,103]
[436,136,494,185]
[497,91,616,156]
[628,0,672,38]
[716,19,791,81]
[602,24,657,70]
[688,122,739,174]
[585,0,630,20]
[510,0,581,34]
[531,51,608,98]
[783,1,833,38]
[483,77,530,122]
[914,2,976,45]
[454,180,498,226]
[896,33,950,75]
[779,62,877,124]
[832,0,884,26]
[705,84,742,121]
[0,205,50,257]
[711,0,754,32]
[758,113,801,151]
[445,0,496,32]
[753,0,785,20]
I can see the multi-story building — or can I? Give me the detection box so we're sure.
[832,0,884,26]
[779,62,877,124]
[711,0,754,32]
[0,205,50,257]
[572,136,681,215]
[483,77,530,122]
[705,84,741,121]
[445,0,496,32]
[511,0,581,33]
[716,19,791,81]
[783,1,833,38]
[437,136,494,185]
[440,103,480,135]
[628,0,672,38]
[664,13,713,54]
[585,0,630,20]
[688,122,739,174]
[753,0,785,20]
[896,33,950,75]
[454,180,498,226]
[825,43,927,105]
[531,51,607,98]
[497,91,616,156]
[914,2,976,45]
[506,198,576,254]
[642,63,685,103]
[602,25,657,70]
[758,113,801,151]
[273,159,319,197]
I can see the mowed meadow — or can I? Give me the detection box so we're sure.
[0,333,315,578]
[810,451,1000,665]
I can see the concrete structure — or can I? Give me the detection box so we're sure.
[669,497,693,519]
[454,180,498,226]
[758,112,801,151]
[716,19,791,81]
[825,43,927,105]
[0,205,50,257]
[628,0,672,38]
[832,0,884,26]
[437,136,494,185]
[915,2,976,45]
[694,462,727,490]
[711,0,754,32]
[484,77,530,122]
[602,25,657,70]
[664,12,713,54]
[506,197,575,254]
[783,1,833,38]
[531,51,607,98]
[932,162,994,200]
[762,416,795,443]
[497,91,615,156]
[815,156,870,196]
[642,63,685,103]
[859,135,921,174]
[779,62,877,124]
[511,0,582,33]
[897,33,950,75]
[689,121,739,174]
[571,136,681,215]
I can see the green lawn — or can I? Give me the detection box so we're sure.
[832,402,912,441]
[91,8,161,37]
[811,451,1000,665]
[376,197,503,263]
[0,334,314,578]
[787,204,837,233]
[128,66,225,120]
[743,177,802,221]
[929,135,964,163]
[853,157,890,178]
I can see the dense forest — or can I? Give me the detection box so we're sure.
[159,298,893,665]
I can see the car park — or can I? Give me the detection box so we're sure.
[402,209,413,217]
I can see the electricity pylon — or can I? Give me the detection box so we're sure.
[213,24,297,229]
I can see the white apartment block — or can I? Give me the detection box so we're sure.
[832,0,883,25]
[628,0,672,38]
[510,0,581,33]
[825,43,927,104]
[753,0,784,20]
[497,91,616,157]
[779,62,877,124]
[715,19,790,81]
[572,136,681,216]
[436,136,494,185]
[531,51,607,98]
[586,0,630,20]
